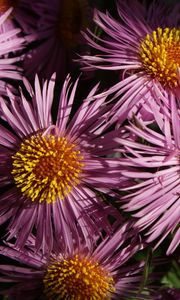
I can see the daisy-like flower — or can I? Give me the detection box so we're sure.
[0,73,125,254]
[115,90,180,254]
[0,223,145,300]
[23,0,91,81]
[0,7,25,94]
[80,0,180,122]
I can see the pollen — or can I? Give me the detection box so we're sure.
[139,27,180,89]
[57,0,90,48]
[43,254,115,299]
[11,134,84,204]
[0,0,18,11]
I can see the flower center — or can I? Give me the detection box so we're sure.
[139,27,180,88]
[43,255,115,299]
[0,0,18,11]
[58,0,90,48]
[12,134,84,204]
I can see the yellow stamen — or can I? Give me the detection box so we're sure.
[58,0,90,48]
[139,27,180,88]
[11,134,84,204]
[43,254,115,299]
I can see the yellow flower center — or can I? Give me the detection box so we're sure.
[58,0,90,48]
[12,134,84,204]
[139,27,180,88]
[43,255,115,299]
[0,0,18,11]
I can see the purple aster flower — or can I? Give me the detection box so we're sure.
[0,7,26,94]
[23,0,92,81]
[115,89,180,254]
[80,0,180,122]
[0,223,146,300]
[0,73,125,254]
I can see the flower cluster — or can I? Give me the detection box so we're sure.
[0,1,179,299]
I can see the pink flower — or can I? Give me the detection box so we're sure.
[0,73,124,254]
[0,223,145,299]
[115,90,180,254]
[80,0,180,123]
[0,7,26,94]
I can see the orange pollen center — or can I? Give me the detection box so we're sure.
[58,0,90,48]
[43,255,115,300]
[139,27,180,88]
[0,0,18,11]
[11,134,84,204]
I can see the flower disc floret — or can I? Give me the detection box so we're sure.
[139,27,180,88]
[43,254,115,299]
[12,134,84,204]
